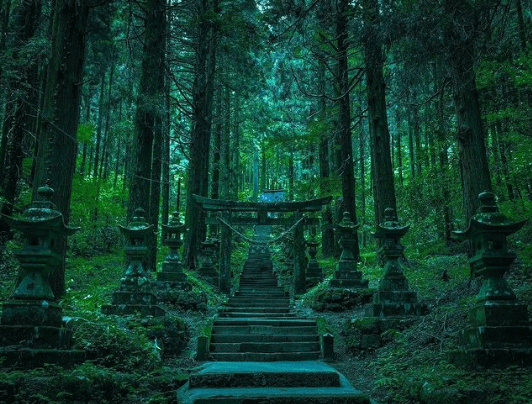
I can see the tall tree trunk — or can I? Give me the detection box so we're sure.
[128,0,167,270]
[363,0,397,228]
[0,0,42,243]
[336,0,360,258]
[444,0,492,224]
[184,0,218,268]
[32,0,91,298]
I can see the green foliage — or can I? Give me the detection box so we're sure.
[72,316,160,371]
[0,362,188,404]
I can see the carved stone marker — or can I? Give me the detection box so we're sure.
[305,236,323,287]
[102,208,164,317]
[366,207,426,317]
[156,211,190,291]
[0,183,84,368]
[329,212,368,289]
[449,191,532,368]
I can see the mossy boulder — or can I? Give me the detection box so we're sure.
[343,316,418,350]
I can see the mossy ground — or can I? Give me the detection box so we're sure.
[1,226,531,403]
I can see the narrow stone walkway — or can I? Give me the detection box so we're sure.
[177,226,373,403]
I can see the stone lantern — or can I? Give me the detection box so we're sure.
[306,235,322,287]
[156,211,190,291]
[1,183,78,328]
[329,212,368,288]
[102,208,164,317]
[450,191,532,367]
[0,183,84,367]
[366,208,426,317]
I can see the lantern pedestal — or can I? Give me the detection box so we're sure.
[305,239,322,288]
[102,208,164,317]
[348,208,426,351]
[0,184,84,369]
[197,238,219,286]
[156,212,191,291]
[448,192,532,368]
[329,212,369,289]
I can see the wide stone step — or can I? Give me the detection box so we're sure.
[210,341,321,353]
[222,305,290,312]
[218,312,297,318]
[209,351,322,361]
[212,325,318,336]
[227,297,290,305]
[188,362,340,389]
[214,318,317,327]
[211,334,319,343]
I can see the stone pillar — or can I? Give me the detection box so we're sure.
[329,212,368,288]
[219,211,232,294]
[0,183,84,368]
[366,208,426,317]
[102,208,164,317]
[293,211,307,295]
[157,211,191,291]
[449,192,532,368]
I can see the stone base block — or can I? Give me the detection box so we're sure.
[1,300,62,326]
[157,271,188,283]
[0,325,73,349]
[448,348,532,369]
[460,325,532,349]
[156,280,192,291]
[366,301,428,317]
[101,303,165,317]
[0,347,85,369]
[469,301,529,327]
[111,291,158,306]
[344,316,418,350]
[329,278,369,289]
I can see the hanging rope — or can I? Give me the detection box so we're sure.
[215,214,307,245]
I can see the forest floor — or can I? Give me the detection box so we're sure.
[1,240,532,403]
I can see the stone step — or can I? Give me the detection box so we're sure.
[227,297,290,304]
[225,299,289,308]
[187,362,340,389]
[209,351,322,362]
[213,318,317,327]
[212,325,318,336]
[211,334,319,343]
[210,341,321,353]
[220,307,292,313]
[218,312,297,318]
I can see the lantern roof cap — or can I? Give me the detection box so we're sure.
[2,183,78,235]
[375,207,409,239]
[338,211,359,231]
[453,191,526,239]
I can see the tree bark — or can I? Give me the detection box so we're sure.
[444,0,492,224]
[128,0,167,271]
[0,0,42,243]
[184,0,218,268]
[336,0,360,258]
[32,0,91,298]
[363,0,397,228]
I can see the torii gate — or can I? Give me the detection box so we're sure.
[192,194,332,294]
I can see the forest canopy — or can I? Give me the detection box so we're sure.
[0,0,531,278]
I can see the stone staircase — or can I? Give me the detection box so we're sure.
[179,225,373,404]
[209,227,321,361]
